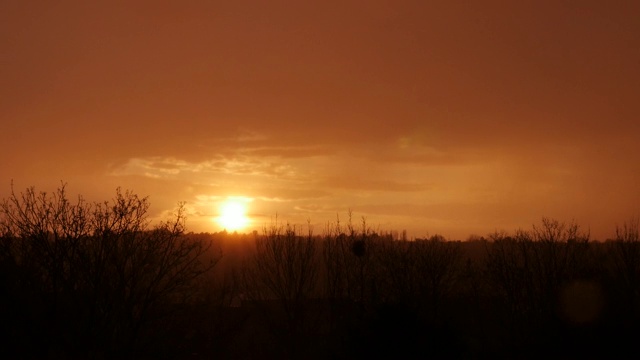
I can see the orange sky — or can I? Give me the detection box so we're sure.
[1,1,639,240]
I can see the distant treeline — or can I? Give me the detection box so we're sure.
[1,185,639,359]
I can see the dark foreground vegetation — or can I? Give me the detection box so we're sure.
[1,185,639,359]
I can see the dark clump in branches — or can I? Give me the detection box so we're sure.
[0,183,217,359]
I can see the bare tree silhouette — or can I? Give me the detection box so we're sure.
[241,219,319,359]
[0,183,216,358]
[485,218,590,352]
[607,218,640,318]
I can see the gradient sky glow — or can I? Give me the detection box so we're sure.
[2,1,639,239]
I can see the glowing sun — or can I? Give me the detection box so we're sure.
[217,199,250,231]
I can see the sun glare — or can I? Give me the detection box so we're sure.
[217,198,250,231]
